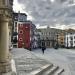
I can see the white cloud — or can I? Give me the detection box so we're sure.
[13,0,33,20]
[13,0,22,12]
[50,0,55,3]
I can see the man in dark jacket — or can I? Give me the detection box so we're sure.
[41,41,46,54]
[42,46,46,54]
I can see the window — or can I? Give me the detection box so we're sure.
[13,36,17,43]
[15,16,18,20]
[19,30,23,34]
[61,38,63,40]
[15,22,17,27]
[19,24,23,27]
[9,0,13,5]
[19,38,22,41]
[46,37,48,40]
[70,33,72,35]
[70,37,73,40]
[70,43,73,47]
[74,36,75,39]
[15,28,17,32]
[25,26,28,28]
[49,32,50,35]
[61,42,63,44]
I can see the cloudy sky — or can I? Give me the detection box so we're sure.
[13,0,75,29]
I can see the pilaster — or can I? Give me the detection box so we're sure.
[0,16,11,73]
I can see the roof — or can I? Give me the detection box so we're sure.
[13,12,27,16]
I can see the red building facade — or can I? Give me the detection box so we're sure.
[18,21,32,49]
[12,12,27,47]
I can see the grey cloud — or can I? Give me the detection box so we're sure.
[17,0,75,27]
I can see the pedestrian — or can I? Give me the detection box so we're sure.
[41,41,46,54]
[41,46,46,54]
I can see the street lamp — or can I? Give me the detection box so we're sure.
[54,33,59,49]
[66,32,69,49]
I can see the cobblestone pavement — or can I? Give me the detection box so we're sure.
[11,48,51,75]
[32,48,75,75]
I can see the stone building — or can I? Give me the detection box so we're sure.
[0,0,14,74]
[58,33,65,47]
[65,33,75,48]
[37,27,63,48]
[64,29,75,48]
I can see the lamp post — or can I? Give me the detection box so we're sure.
[0,0,13,74]
[54,33,59,49]
[56,34,59,48]
[66,32,69,48]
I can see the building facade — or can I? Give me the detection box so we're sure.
[37,27,63,48]
[58,33,65,47]
[30,24,38,49]
[12,12,27,47]
[13,12,27,33]
[65,33,75,48]
[64,29,75,48]
[18,21,31,49]
[13,12,37,49]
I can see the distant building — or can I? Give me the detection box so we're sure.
[64,29,75,48]
[65,33,75,48]
[30,24,38,49]
[58,33,65,47]
[37,27,63,48]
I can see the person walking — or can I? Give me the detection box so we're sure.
[41,41,46,54]
[42,46,46,54]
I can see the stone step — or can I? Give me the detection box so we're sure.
[43,65,59,75]
[30,64,64,75]
[54,68,64,75]
[15,59,50,73]
[30,64,53,75]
